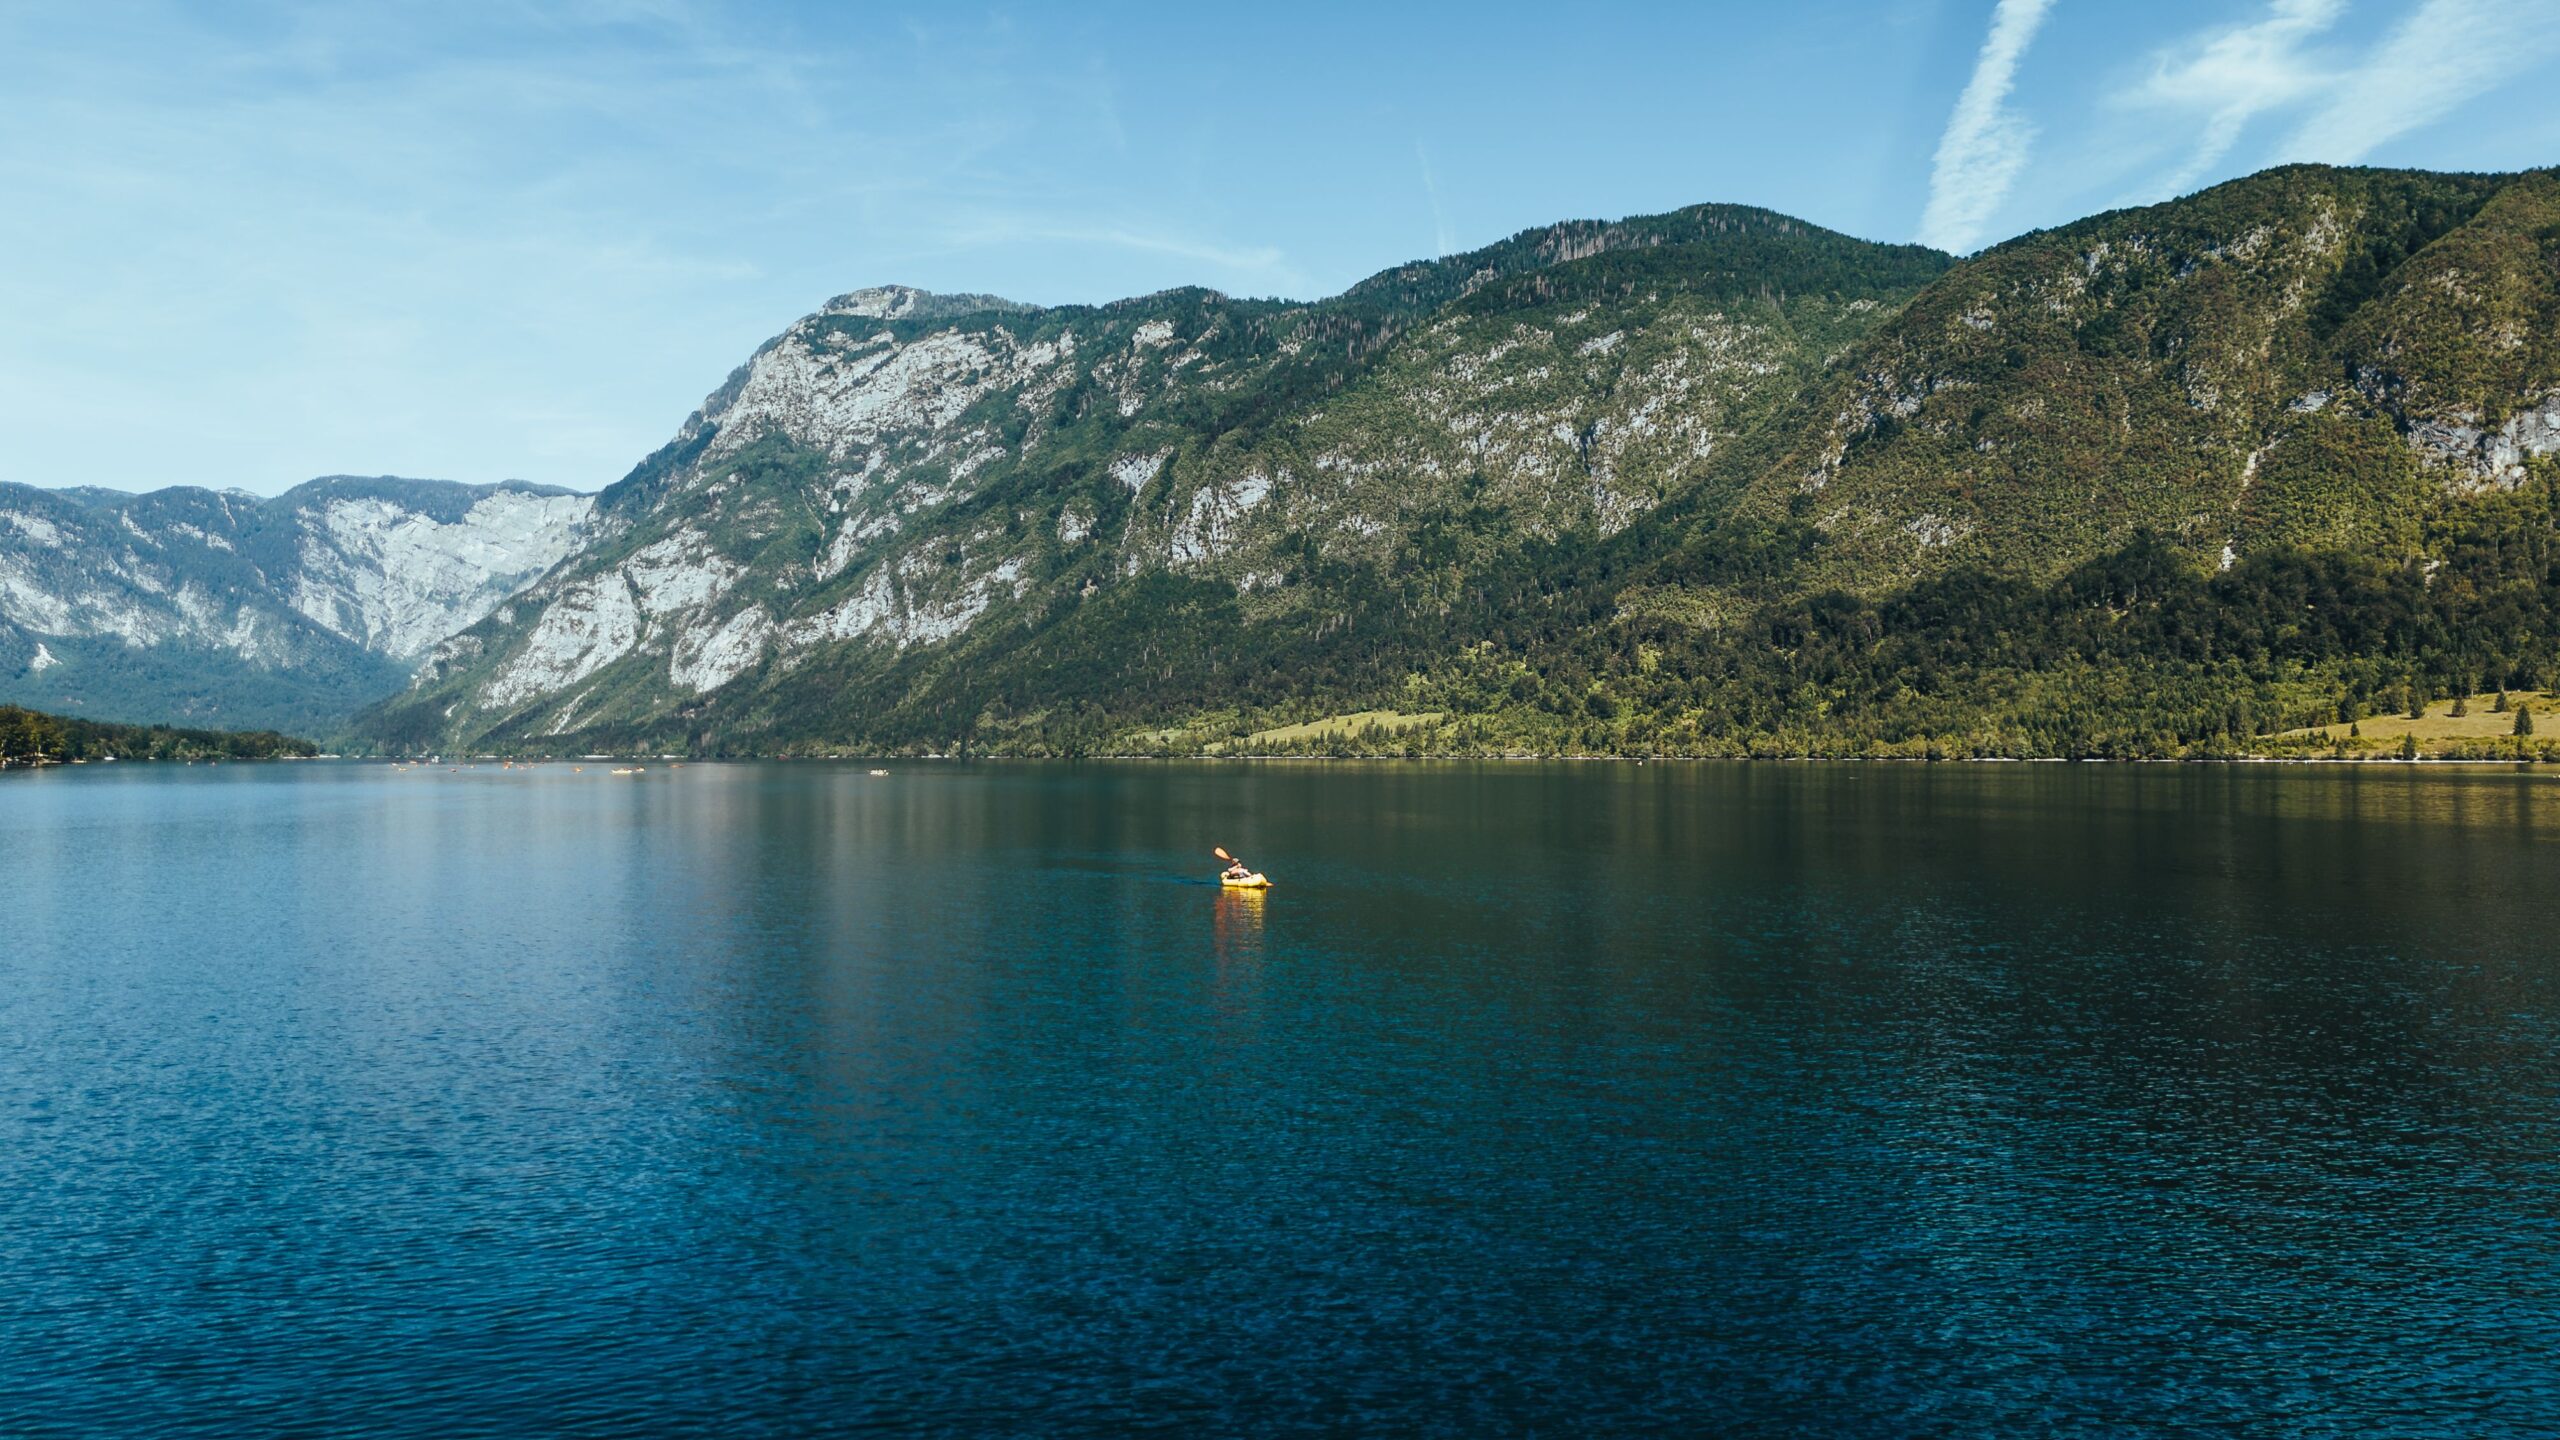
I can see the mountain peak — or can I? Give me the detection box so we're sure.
[821,286,1035,323]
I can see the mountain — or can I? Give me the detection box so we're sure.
[333,163,2560,758]
[2,477,593,733]
[362,208,1952,751]
[1490,163,2560,756]
[1703,165,2560,592]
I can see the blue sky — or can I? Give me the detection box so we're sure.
[5,1,2557,497]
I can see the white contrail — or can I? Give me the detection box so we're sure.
[1916,0,2058,254]
[1416,142,1456,260]
[2281,0,2560,164]
[2131,0,2344,201]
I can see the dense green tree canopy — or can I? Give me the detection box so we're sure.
[0,706,315,766]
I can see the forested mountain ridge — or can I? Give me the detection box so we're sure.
[1494,166,2560,759]
[1,477,592,732]
[1700,165,2560,595]
[341,163,2560,758]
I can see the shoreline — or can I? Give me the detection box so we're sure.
[219,752,2560,769]
[20,739,2557,771]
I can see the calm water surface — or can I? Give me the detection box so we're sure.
[3,761,2557,1436]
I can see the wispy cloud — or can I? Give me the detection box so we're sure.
[2122,0,2345,201]
[0,1,1327,492]
[2280,0,2560,163]
[1047,227,1291,277]
[937,216,1291,283]
[1916,0,2057,254]
[1415,143,1455,259]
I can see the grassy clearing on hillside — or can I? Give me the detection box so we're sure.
[1239,711,1443,746]
[2282,692,2552,742]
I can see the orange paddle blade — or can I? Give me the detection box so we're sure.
[1213,846,1235,863]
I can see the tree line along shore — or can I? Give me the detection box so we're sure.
[0,705,316,768]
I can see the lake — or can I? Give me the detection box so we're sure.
[3,761,2557,1436]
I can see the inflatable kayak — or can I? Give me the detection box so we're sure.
[1220,873,1272,889]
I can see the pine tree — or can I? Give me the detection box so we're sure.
[2517,703,2534,737]
[2494,689,2509,713]
[2401,733,2420,761]
[2452,694,2469,718]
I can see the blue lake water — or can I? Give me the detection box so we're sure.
[3,760,2558,1436]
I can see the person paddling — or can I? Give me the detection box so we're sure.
[1213,846,1266,886]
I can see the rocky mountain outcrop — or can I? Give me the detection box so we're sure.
[1,477,592,732]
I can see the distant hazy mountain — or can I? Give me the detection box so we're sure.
[1,477,592,733]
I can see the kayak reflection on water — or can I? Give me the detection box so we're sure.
[1209,882,1267,1016]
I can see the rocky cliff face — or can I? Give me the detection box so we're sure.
[270,478,595,662]
[1,477,592,732]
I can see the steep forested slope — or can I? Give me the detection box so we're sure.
[1508,165,2560,758]
[1702,166,2555,590]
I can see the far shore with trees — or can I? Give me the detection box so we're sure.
[0,705,316,768]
